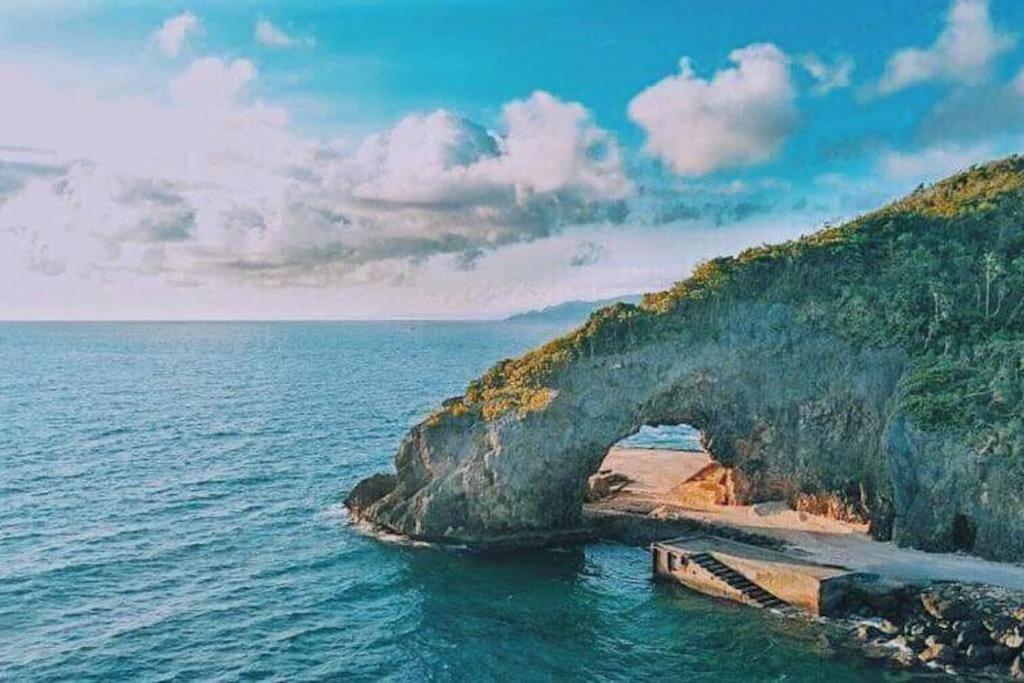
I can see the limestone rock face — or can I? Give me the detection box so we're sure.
[350,300,1024,559]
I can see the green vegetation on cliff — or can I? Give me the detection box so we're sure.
[457,156,1024,458]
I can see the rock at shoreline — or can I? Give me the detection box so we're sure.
[584,471,631,502]
[921,592,970,621]
[1001,626,1024,650]
[1012,654,1024,679]
[345,473,396,517]
[849,583,1024,678]
[919,642,955,665]
[964,643,993,667]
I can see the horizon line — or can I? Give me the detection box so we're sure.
[0,316,566,324]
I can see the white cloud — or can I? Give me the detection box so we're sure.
[352,91,631,205]
[627,43,797,175]
[152,11,200,58]
[254,19,315,49]
[0,59,631,290]
[877,0,1015,95]
[799,54,854,95]
[879,142,996,181]
[169,57,259,109]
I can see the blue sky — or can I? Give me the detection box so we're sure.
[2,0,1024,318]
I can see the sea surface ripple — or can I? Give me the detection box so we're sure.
[0,322,885,681]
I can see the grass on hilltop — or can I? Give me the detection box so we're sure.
[447,156,1024,458]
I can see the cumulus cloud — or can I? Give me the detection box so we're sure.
[628,43,797,175]
[352,92,631,206]
[0,60,631,287]
[798,54,855,95]
[877,0,1015,95]
[255,19,315,48]
[152,12,200,58]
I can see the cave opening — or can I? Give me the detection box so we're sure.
[952,513,976,552]
[584,423,739,509]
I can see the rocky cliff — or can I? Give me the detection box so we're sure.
[349,156,1024,561]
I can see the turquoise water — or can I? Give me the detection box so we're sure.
[616,424,704,451]
[0,322,883,681]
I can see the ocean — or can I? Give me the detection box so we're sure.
[0,322,883,681]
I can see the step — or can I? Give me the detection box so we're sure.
[690,553,790,609]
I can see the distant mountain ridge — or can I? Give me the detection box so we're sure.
[505,295,642,324]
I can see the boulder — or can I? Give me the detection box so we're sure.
[919,643,956,665]
[882,636,918,667]
[1012,654,1024,680]
[856,624,884,642]
[344,473,396,516]
[955,623,991,650]
[921,592,971,622]
[904,635,926,653]
[585,471,632,502]
[985,615,1014,635]
[585,474,611,502]
[964,644,993,667]
[1001,626,1024,650]
[877,619,899,635]
[995,645,1018,664]
[903,620,927,637]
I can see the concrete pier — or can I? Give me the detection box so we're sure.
[652,534,864,616]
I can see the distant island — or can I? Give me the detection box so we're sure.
[505,295,642,325]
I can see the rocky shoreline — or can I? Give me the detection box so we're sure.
[845,582,1024,678]
[349,495,1024,679]
[587,506,1024,678]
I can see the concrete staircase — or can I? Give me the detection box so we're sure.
[690,552,789,610]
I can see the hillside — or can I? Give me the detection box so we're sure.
[349,155,1024,561]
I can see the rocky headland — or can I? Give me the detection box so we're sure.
[349,155,1024,561]
[347,156,1024,676]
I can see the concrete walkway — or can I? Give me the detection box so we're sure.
[594,447,1024,592]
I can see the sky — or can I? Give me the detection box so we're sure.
[3,0,1024,319]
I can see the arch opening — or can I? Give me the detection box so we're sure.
[584,423,740,510]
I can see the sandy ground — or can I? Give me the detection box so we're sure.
[600,447,712,495]
[600,447,1024,591]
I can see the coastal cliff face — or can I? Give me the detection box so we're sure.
[350,156,1024,561]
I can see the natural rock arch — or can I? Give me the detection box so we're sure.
[351,303,907,546]
[349,157,1024,561]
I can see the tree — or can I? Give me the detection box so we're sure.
[982,251,1003,318]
